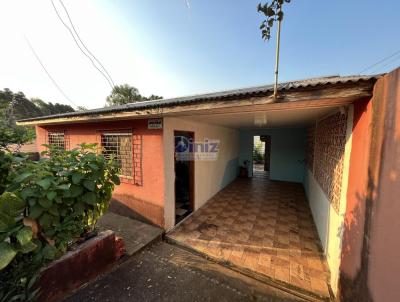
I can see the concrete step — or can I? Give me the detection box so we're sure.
[97,212,164,256]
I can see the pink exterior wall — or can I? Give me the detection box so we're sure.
[36,119,165,227]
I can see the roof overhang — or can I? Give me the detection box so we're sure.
[17,77,378,126]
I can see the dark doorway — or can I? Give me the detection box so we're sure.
[174,131,195,224]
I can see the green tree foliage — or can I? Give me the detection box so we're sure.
[0,88,75,151]
[258,0,291,40]
[106,84,162,106]
[0,89,75,120]
[0,144,120,301]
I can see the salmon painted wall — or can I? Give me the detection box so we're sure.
[35,119,165,227]
[339,99,372,299]
[339,67,400,301]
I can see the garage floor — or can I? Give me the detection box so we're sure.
[167,176,331,299]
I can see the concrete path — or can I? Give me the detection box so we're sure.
[97,212,163,256]
[64,242,318,302]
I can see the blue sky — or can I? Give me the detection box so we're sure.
[0,0,399,109]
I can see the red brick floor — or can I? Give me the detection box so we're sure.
[167,175,331,298]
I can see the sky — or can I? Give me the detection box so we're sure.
[0,0,399,109]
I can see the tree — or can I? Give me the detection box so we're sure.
[258,0,291,41]
[0,89,75,150]
[76,106,87,111]
[105,84,162,107]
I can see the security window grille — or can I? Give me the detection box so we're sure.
[48,132,66,150]
[101,133,133,178]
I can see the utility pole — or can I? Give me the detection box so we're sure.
[273,8,282,99]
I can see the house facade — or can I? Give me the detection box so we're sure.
[19,67,400,301]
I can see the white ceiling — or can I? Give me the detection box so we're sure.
[179,106,339,129]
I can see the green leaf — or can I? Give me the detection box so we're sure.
[83,192,96,205]
[39,213,52,229]
[0,212,15,231]
[46,191,57,201]
[38,198,53,209]
[73,202,85,215]
[0,192,26,216]
[14,171,33,183]
[111,175,120,185]
[70,185,83,198]
[6,181,21,192]
[83,180,95,191]
[19,241,37,254]
[0,242,17,270]
[88,163,99,170]
[29,205,44,219]
[37,178,52,190]
[48,204,59,216]
[21,188,35,200]
[57,184,70,190]
[16,226,33,246]
[42,244,57,260]
[72,172,84,184]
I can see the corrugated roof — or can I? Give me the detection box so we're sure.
[18,74,381,123]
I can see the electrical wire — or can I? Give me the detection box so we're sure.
[368,55,400,74]
[24,35,78,108]
[58,0,115,87]
[359,49,400,74]
[51,0,114,90]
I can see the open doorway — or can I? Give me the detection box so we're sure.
[174,131,195,224]
[252,135,271,179]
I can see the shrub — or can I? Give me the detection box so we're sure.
[0,143,120,301]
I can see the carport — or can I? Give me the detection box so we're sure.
[166,106,337,299]
[164,75,377,299]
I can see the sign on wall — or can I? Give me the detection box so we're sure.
[148,118,163,129]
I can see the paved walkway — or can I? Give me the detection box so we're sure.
[64,242,316,302]
[97,212,163,255]
[167,178,331,299]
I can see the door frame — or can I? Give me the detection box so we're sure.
[174,130,195,218]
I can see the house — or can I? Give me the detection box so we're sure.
[18,67,400,301]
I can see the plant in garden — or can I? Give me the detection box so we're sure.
[0,143,120,301]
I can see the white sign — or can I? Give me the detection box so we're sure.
[148,118,163,129]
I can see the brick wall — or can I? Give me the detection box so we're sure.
[307,111,348,213]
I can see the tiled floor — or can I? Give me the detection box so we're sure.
[167,175,331,299]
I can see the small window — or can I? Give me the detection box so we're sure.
[101,132,133,178]
[48,131,67,150]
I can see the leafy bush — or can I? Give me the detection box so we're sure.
[0,143,120,301]
[253,140,264,164]
[0,151,12,195]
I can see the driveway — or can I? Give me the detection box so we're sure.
[63,242,315,302]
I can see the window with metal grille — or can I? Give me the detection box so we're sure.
[48,131,67,150]
[101,132,133,178]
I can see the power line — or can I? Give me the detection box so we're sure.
[51,0,114,90]
[24,35,78,108]
[58,0,115,87]
[359,49,400,74]
[368,55,400,74]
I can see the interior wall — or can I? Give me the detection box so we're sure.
[303,106,354,295]
[163,117,240,230]
[239,128,306,183]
